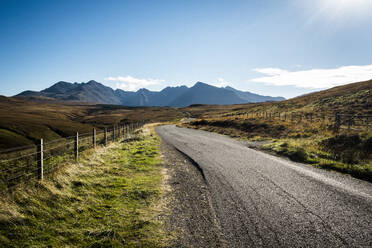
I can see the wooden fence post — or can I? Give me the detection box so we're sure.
[74,132,79,161]
[104,128,107,146]
[118,125,121,139]
[112,126,115,141]
[310,113,313,122]
[37,139,43,180]
[93,128,96,149]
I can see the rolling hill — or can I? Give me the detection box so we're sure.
[181,79,372,119]
[0,96,185,149]
[2,79,371,149]
[238,79,372,115]
[16,80,284,107]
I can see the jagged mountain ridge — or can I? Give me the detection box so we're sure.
[16,80,285,107]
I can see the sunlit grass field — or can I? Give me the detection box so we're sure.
[181,81,372,181]
[0,128,170,247]
[184,117,372,181]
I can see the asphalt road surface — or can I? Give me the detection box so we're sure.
[156,125,372,248]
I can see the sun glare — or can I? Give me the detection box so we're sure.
[321,0,372,13]
[304,0,372,24]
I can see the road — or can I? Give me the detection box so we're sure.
[156,125,372,248]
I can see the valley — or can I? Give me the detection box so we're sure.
[0,79,371,247]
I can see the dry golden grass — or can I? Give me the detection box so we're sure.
[181,80,372,181]
[0,97,185,149]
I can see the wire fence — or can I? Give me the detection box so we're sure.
[214,111,372,133]
[0,122,144,191]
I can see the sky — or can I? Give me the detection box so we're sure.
[1,0,372,98]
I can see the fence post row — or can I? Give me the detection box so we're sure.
[37,139,43,180]
[93,128,96,149]
[104,128,107,146]
[11,122,145,183]
[75,132,79,161]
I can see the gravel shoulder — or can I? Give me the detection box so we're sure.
[160,140,226,248]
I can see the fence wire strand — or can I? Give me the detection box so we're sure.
[0,124,143,190]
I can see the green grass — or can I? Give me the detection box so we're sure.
[0,129,169,247]
[261,137,372,182]
[0,128,34,148]
[185,118,372,182]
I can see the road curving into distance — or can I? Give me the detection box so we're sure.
[156,125,372,248]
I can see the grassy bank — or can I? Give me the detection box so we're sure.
[261,137,372,182]
[0,128,169,247]
[185,119,372,182]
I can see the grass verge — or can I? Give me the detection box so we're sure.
[0,128,169,247]
[184,119,372,182]
[261,138,372,182]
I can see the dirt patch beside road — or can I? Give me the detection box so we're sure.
[160,141,226,248]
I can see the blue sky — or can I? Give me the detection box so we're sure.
[1,0,372,98]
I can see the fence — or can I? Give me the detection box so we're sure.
[217,111,372,133]
[0,122,144,191]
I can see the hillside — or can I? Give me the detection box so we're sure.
[183,79,372,118]
[17,80,284,107]
[242,79,372,115]
[0,96,184,149]
[182,80,372,181]
[6,79,371,150]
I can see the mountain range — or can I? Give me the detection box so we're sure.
[16,80,285,107]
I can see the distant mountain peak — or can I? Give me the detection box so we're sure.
[194,81,208,86]
[86,80,101,85]
[42,81,76,94]
[137,88,150,93]
[16,80,284,106]
[56,81,71,85]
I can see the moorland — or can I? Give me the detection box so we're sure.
[0,79,371,180]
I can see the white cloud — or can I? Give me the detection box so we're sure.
[211,78,232,88]
[251,65,372,89]
[104,76,165,91]
[253,68,288,76]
